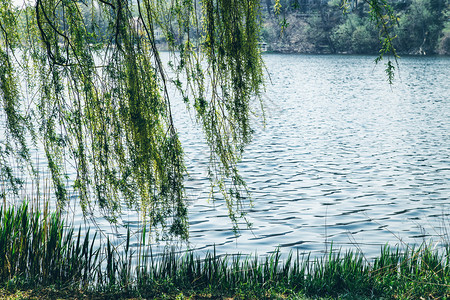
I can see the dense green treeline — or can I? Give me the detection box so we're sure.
[261,0,449,55]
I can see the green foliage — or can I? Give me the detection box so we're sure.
[331,14,379,53]
[0,0,265,238]
[0,0,33,195]
[396,0,446,55]
[439,3,450,54]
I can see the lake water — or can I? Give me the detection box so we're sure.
[3,54,450,259]
[174,54,450,258]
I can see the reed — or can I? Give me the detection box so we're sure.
[1,203,450,299]
[0,202,99,288]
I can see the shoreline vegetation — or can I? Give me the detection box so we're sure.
[259,0,450,56]
[1,202,450,299]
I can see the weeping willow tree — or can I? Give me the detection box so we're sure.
[0,0,397,239]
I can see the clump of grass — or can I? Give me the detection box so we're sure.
[373,244,450,298]
[1,203,450,299]
[0,202,99,288]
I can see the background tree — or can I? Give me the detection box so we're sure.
[396,0,446,54]
[331,13,379,53]
[438,1,450,54]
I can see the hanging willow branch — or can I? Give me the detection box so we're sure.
[0,0,265,239]
[341,0,399,83]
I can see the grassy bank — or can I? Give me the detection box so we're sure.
[1,202,450,299]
